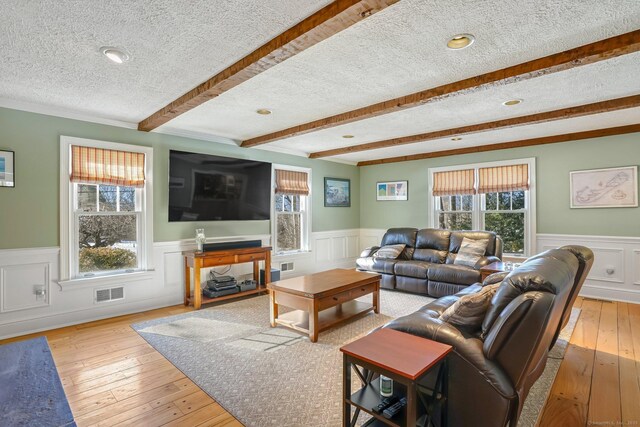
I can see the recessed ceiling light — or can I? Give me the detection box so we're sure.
[451,137,462,141]
[256,109,272,115]
[100,46,130,64]
[447,34,475,50]
[503,99,523,106]
[342,135,355,139]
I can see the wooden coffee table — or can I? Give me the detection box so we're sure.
[267,269,381,342]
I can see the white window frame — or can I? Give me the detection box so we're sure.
[271,164,312,255]
[428,158,536,256]
[59,136,154,285]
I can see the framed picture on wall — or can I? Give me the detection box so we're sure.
[324,177,350,207]
[569,165,637,208]
[377,180,408,201]
[0,150,15,188]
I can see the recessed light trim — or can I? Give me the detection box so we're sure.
[447,34,475,50]
[256,109,272,115]
[503,99,523,106]
[342,134,355,139]
[100,46,130,64]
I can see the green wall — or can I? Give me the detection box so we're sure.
[0,107,360,249]
[2,105,638,251]
[360,133,640,237]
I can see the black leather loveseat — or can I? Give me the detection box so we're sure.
[356,228,503,297]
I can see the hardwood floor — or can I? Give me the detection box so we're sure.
[1,297,639,426]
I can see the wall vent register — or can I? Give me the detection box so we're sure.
[95,286,125,303]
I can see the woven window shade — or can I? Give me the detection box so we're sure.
[478,164,529,194]
[432,169,476,196]
[71,145,146,187]
[275,169,309,195]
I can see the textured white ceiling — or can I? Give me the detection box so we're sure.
[336,107,640,163]
[162,0,640,152]
[0,0,331,122]
[2,0,640,163]
[266,52,640,154]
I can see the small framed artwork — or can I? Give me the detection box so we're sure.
[377,180,408,201]
[570,165,637,208]
[0,150,15,188]
[324,177,351,207]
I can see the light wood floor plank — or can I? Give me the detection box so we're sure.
[618,303,640,424]
[588,301,621,424]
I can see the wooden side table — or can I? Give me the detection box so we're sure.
[183,246,272,309]
[480,261,508,282]
[340,328,452,427]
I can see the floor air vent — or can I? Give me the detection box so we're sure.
[280,262,294,272]
[95,287,125,303]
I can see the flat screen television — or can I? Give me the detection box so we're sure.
[168,150,272,222]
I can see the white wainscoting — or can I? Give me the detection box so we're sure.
[0,230,362,340]
[537,234,640,304]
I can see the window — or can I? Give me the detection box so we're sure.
[431,159,535,256]
[273,167,311,254]
[60,137,153,282]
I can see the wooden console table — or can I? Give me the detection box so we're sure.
[183,246,272,309]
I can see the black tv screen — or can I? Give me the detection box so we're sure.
[169,150,272,222]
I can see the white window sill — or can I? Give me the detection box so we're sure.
[273,250,312,259]
[58,270,155,291]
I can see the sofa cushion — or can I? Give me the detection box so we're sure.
[396,276,429,294]
[439,283,500,328]
[394,260,432,279]
[381,228,418,260]
[428,264,481,285]
[450,231,497,256]
[413,229,450,263]
[454,237,489,267]
[373,244,406,259]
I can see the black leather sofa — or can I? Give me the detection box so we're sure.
[382,245,594,427]
[356,228,503,297]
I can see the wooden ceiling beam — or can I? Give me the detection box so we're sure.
[356,124,640,166]
[242,29,640,148]
[138,0,399,132]
[309,95,640,158]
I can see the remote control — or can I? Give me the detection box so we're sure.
[383,397,407,419]
[372,395,398,414]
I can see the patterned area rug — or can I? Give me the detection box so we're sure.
[133,290,578,427]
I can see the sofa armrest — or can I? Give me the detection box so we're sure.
[360,246,380,258]
[474,255,502,270]
[382,313,515,399]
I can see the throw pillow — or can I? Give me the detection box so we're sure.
[453,237,489,268]
[439,283,500,328]
[373,244,406,259]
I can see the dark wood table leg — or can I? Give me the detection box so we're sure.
[310,299,319,342]
[373,282,380,314]
[343,355,352,427]
[407,381,417,426]
[269,290,278,327]
[193,260,202,310]
[184,257,190,306]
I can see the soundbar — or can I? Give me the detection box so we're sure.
[203,240,262,252]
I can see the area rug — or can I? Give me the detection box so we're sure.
[133,291,578,427]
[0,336,76,427]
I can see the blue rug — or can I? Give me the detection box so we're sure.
[0,336,75,427]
